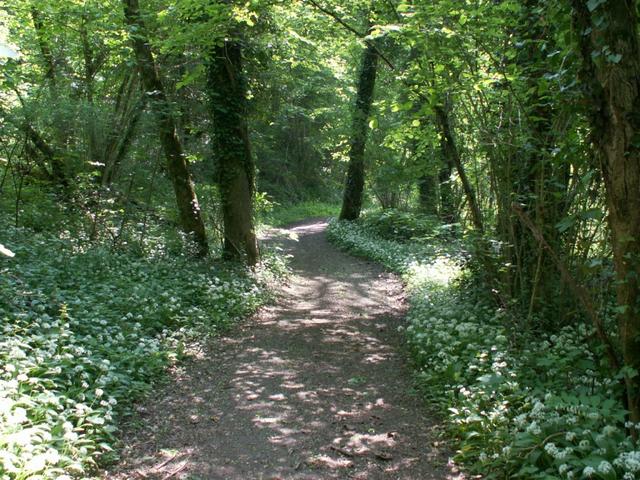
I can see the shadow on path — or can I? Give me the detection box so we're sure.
[104,220,463,480]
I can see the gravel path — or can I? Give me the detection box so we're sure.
[103,220,462,480]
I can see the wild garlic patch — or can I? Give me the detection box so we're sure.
[0,224,281,479]
[328,214,636,480]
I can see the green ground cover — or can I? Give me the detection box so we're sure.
[0,218,286,479]
[328,212,638,480]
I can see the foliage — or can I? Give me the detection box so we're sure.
[328,212,637,480]
[249,1,358,203]
[0,217,284,479]
[2,0,640,476]
[259,200,340,228]
[327,214,438,273]
[359,208,450,242]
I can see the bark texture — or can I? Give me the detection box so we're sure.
[122,0,208,256]
[417,175,435,216]
[572,0,640,425]
[339,42,378,221]
[206,40,259,265]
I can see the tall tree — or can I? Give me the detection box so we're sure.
[417,168,439,215]
[30,5,69,189]
[339,40,378,220]
[99,72,146,186]
[571,0,640,427]
[121,0,208,256]
[206,38,259,265]
[437,151,456,224]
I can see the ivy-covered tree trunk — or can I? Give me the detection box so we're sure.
[122,0,208,256]
[572,0,640,426]
[206,40,259,266]
[339,41,378,221]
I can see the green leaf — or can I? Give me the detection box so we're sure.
[86,416,105,425]
[528,449,542,464]
[477,374,504,386]
[587,0,606,12]
[176,64,205,90]
[579,208,604,220]
[556,215,575,233]
[607,53,622,63]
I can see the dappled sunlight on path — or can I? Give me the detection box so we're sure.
[104,220,463,480]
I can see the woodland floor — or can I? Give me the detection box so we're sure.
[103,219,463,480]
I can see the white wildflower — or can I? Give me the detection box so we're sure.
[597,461,613,474]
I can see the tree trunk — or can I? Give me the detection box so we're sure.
[30,6,69,190]
[101,73,145,186]
[339,41,378,221]
[30,7,57,86]
[122,0,208,256]
[206,40,259,265]
[79,12,102,168]
[572,0,640,427]
[435,98,483,233]
[418,171,439,215]
[438,155,456,224]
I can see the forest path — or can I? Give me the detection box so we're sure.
[104,219,461,480]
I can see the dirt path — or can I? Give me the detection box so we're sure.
[104,220,461,480]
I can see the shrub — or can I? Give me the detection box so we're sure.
[359,208,443,242]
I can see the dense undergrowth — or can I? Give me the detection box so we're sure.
[0,212,286,479]
[328,210,639,480]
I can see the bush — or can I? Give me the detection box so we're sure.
[360,209,452,242]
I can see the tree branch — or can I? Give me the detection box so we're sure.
[304,0,396,70]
